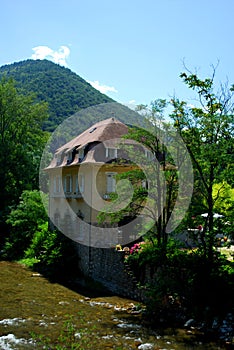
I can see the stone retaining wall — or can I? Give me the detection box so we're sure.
[75,242,144,301]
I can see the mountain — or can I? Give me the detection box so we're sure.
[0,59,141,132]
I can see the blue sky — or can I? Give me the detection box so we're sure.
[1,0,234,109]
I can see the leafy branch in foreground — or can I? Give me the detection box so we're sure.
[170,65,234,261]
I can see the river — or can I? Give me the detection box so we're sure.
[0,261,227,349]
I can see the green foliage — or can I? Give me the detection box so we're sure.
[98,168,148,226]
[5,189,78,276]
[0,77,49,229]
[18,257,40,268]
[4,190,48,259]
[170,65,234,261]
[98,100,181,247]
[23,223,78,277]
[126,240,164,267]
[213,182,234,220]
[126,239,234,324]
[0,60,143,134]
[24,223,62,266]
[0,59,113,131]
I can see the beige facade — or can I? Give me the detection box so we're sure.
[45,118,141,247]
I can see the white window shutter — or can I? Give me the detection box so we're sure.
[106,173,116,193]
[105,148,117,158]
[79,174,84,193]
[76,173,84,193]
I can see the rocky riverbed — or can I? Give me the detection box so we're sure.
[0,261,232,349]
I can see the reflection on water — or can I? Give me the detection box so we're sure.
[0,261,226,349]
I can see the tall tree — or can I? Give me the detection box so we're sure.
[0,77,48,232]
[98,100,193,250]
[170,65,234,261]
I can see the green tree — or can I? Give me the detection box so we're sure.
[170,65,234,261]
[4,190,78,277]
[99,100,191,251]
[4,190,48,259]
[124,101,178,247]
[213,182,234,216]
[0,59,114,131]
[212,182,234,239]
[0,77,48,233]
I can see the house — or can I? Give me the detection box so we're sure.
[45,117,145,248]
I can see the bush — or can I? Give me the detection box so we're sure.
[22,222,78,278]
[125,239,234,325]
[4,190,48,259]
[4,190,78,279]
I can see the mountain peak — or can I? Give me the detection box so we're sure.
[0,59,142,133]
[0,59,114,131]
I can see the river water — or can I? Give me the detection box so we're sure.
[0,261,227,349]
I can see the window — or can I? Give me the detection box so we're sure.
[142,179,149,189]
[106,172,116,193]
[142,180,147,189]
[55,153,62,166]
[144,148,154,161]
[105,147,117,159]
[75,173,84,193]
[78,148,84,161]
[66,151,73,164]
[64,175,72,193]
[89,127,97,133]
[53,175,61,193]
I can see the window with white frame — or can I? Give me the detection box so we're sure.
[106,172,116,193]
[75,173,84,193]
[105,147,117,159]
[64,175,72,193]
[53,175,61,193]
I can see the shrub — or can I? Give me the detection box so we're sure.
[4,190,48,259]
[125,238,234,325]
[23,223,78,278]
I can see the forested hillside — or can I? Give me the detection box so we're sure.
[0,59,138,131]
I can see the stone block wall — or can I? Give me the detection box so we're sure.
[75,242,144,301]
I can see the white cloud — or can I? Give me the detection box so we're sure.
[187,103,196,109]
[31,45,70,67]
[88,80,118,94]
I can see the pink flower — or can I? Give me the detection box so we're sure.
[129,242,145,255]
